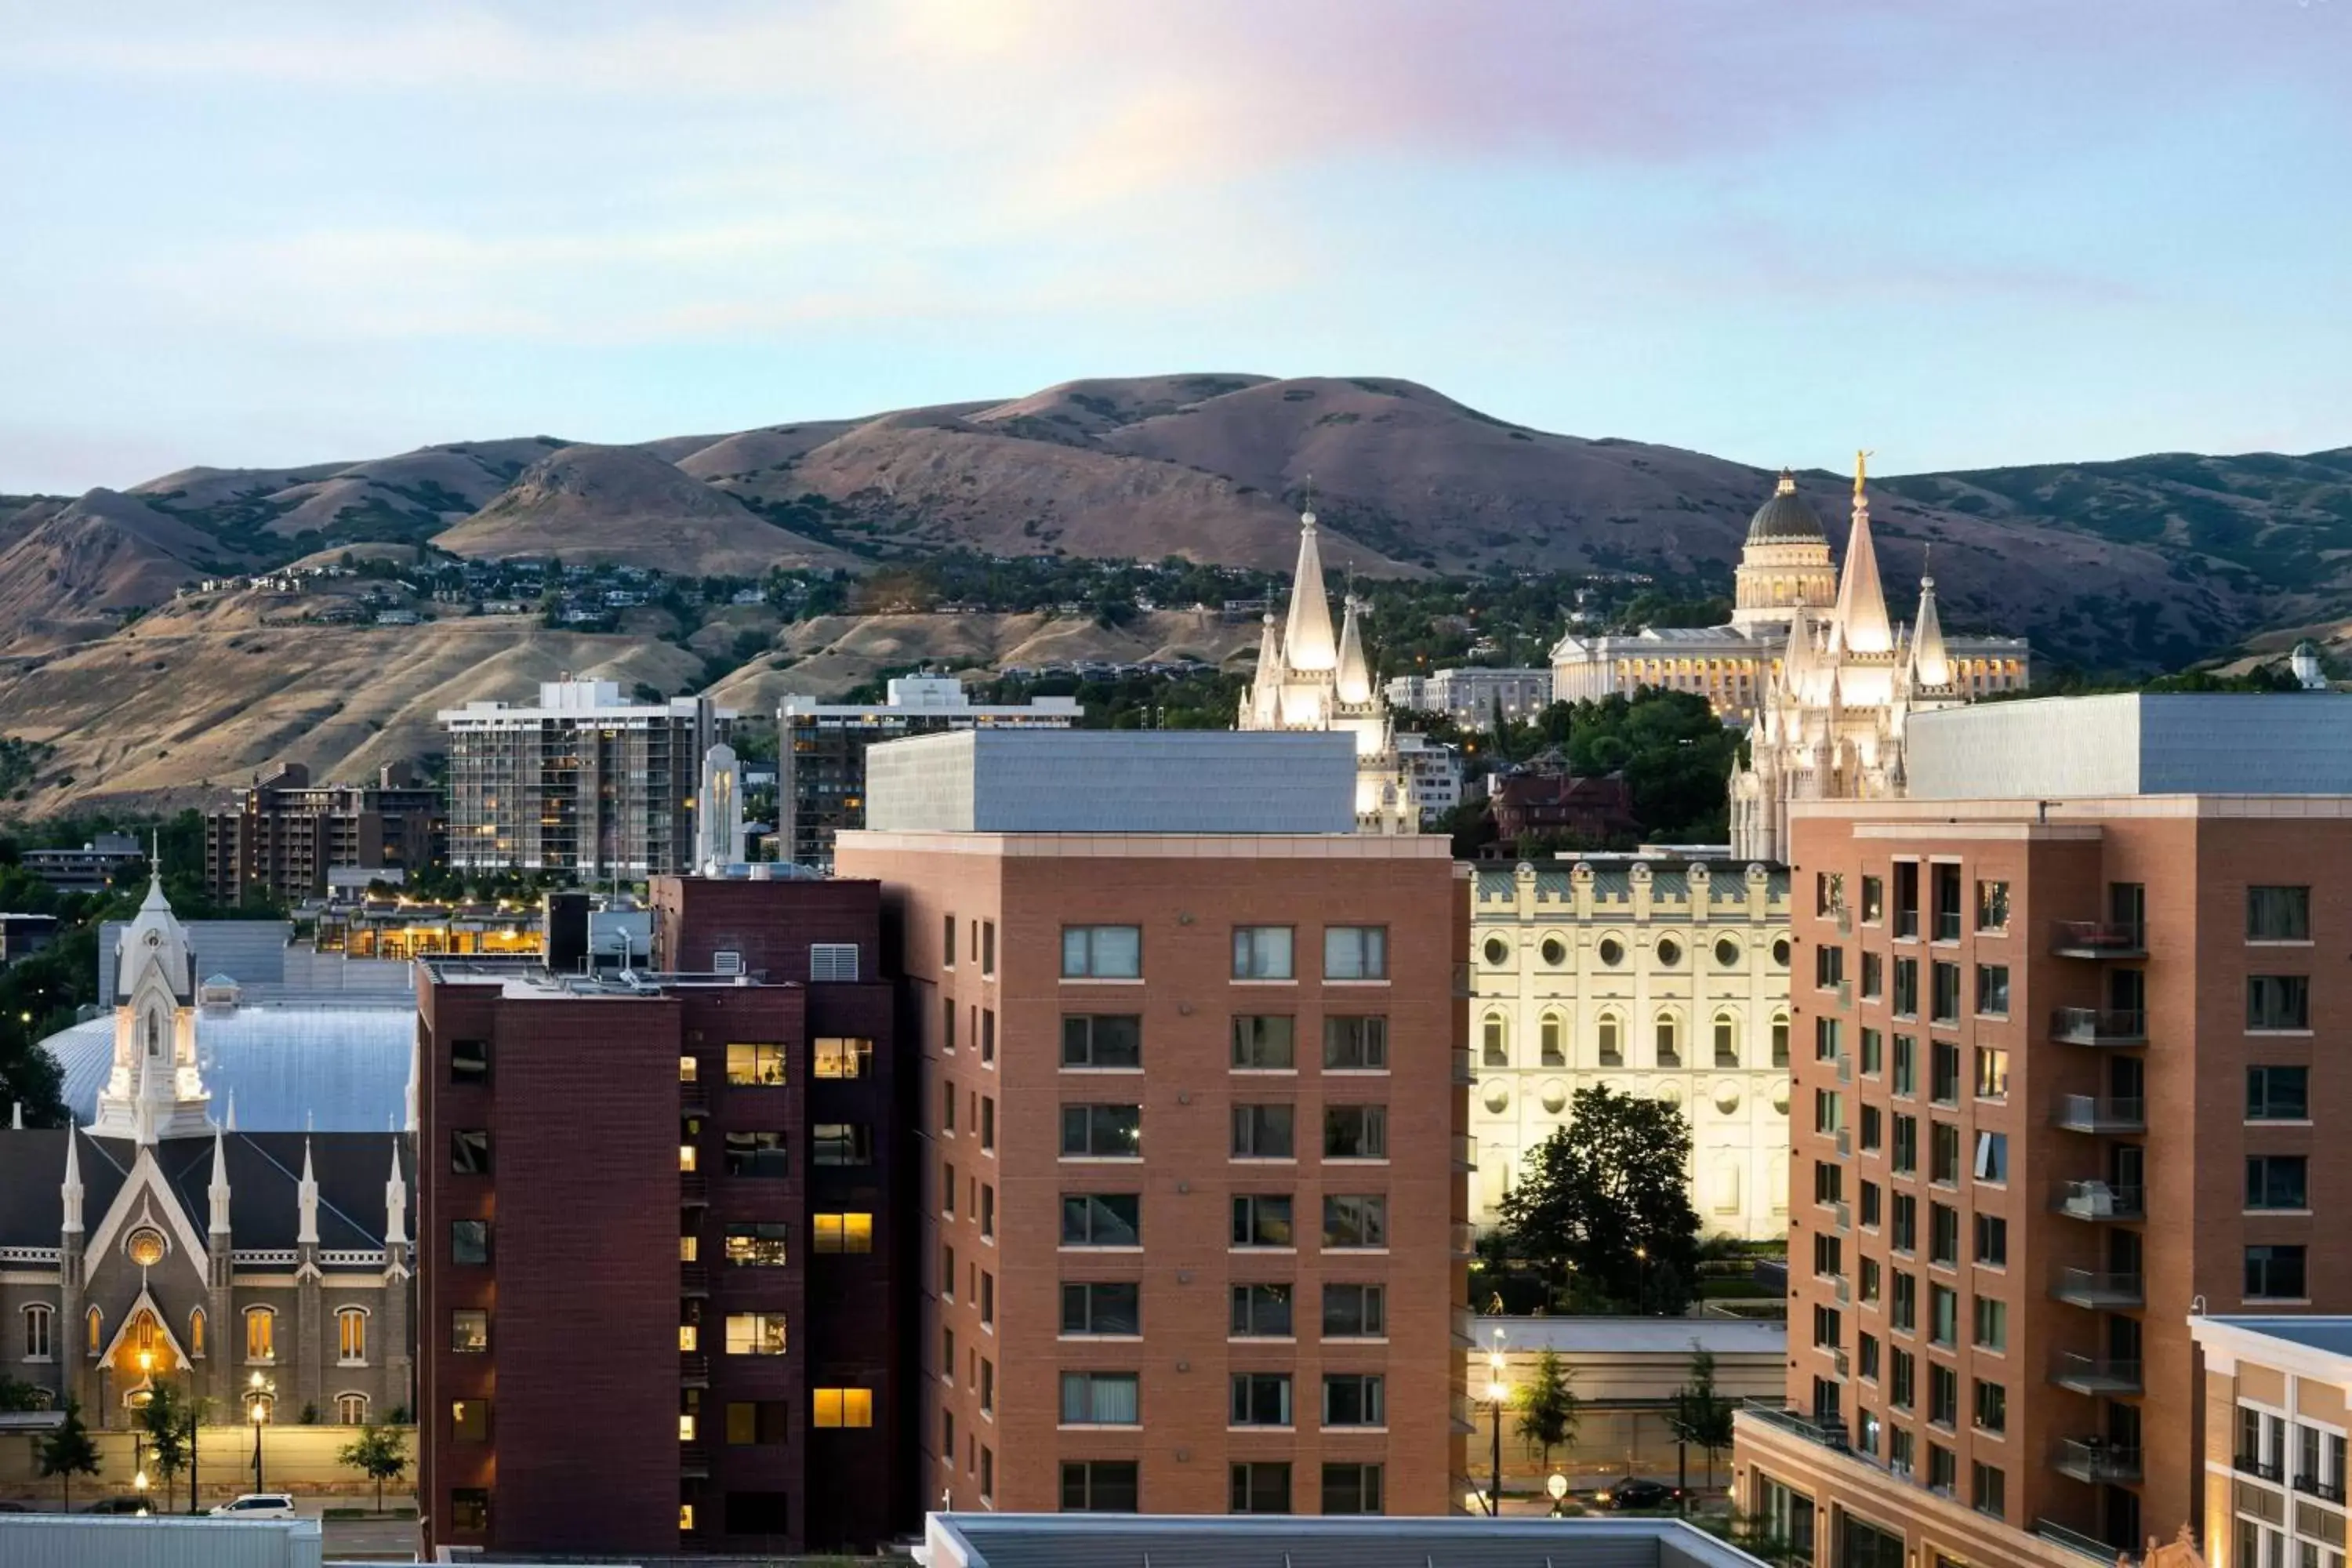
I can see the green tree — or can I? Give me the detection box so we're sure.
[140,1381,193,1512]
[0,1374,48,1410]
[1668,1342,1737,1490]
[1498,1083,1703,1313]
[37,1399,101,1509]
[337,1423,411,1513]
[1513,1348,1581,1475]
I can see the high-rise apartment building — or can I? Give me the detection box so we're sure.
[416,876,904,1557]
[203,761,444,905]
[835,728,1468,1518]
[1735,695,2352,1565]
[439,679,731,879]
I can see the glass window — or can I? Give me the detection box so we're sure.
[2248,1244,2307,1299]
[1931,1040,1960,1104]
[1323,1105,1388,1160]
[451,1039,489,1085]
[2248,1065,2310,1120]
[1975,964,2009,1016]
[724,1223,790,1268]
[1064,1015,1142,1069]
[1232,1105,1295,1159]
[1060,1371,1140,1425]
[811,1123,871,1166]
[1930,961,1961,1025]
[724,1131,790,1178]
[1482,1014,1509,1066]
[2249,886,2310,941]
[1232,926,1294,980]
[1860,875,1885,924]
[1324,927,1388,980]
[1231,1461,1291,1514]
[724,1313,789,1356]
[1232,1016,1296,1069]
[1930,1121,1961,1184]
[1975,880,2009,933]
[451,1398,490,1443]
[1063,926,1142,978]
[1929,1363,1958,1424]
[727,1043,786,1085]
[811,1388,873,1428]
[1929,1203,1958,1265]
[1321,1463,1383,1515]
[449,1489,489,1533]
[450,1129,491,1174]
[1230,1372,1294,1426]
[1973,1131,2009,1185]
[449,1309,488,1354]
[1230,1283,1293,1337]
[1322,1195,1388,1249]
[1063,1193,1142,1247]
[1062,1461,1139,1513]
[1892,1033,1916,1094]
[813,1212,873,1253]
[337,1308,367,1363]
[2247,1156,2310,1210]
[1323,1283,1385,1337]
[1322,1374,1385,1426]
[2249,975,2310,1030]
[1546,1011,1571,1065]
[1229,1195,1293,1247]
[813,1037,872,1079]
[1893,960,1918,1018]
[1974,1213,2008,1267]
[1062,1104,1142,1158]
[1323,1016,1388,1069]
[451,1220,491,1265]
[1973,1046,2009,1099]
[1973,1295,2008,1351]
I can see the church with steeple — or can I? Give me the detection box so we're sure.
[1237,502,1418,833]
[0,872,412,1429]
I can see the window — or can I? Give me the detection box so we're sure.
[1062,1283,1142,1336]
[724,1223,790,1267]
[1932,863,1962,942]
[1860,952,1883,1000]
[1232,926,1295,980]
[724,1400,788,1446]
[1929,1284,1958,1348]
[814,1212,873,1253]
[1930,1121,1961,1185]
[1478,1013,1510,1066]
[1322,1463,1383,1515]
[1860,1105,1882,1153]
[1232,1016,1297,1070]
[1230,1283,1293,1337]
[336,1392,368,1424]
[1889,1348,1915,1409]
[1323,1374,1385,1426]
[1324,927,1388,980]
[1813,1305,1842,1349]
[188,1308,203,1359]
[1771,1014,1790,1068]
[1815,945,1845,989]
[1599,1014,1624,1066]
[1892,1033,1916,1094]
[1891,1269,1916,1330]
[450,1309,488,1354]
[1892,1114,1918,1175]
[1230,1373,1294,1426]
[811,1388,873,1428]
[727,1043,786,1085]
[2249,975,2310,1030]
[814,1037,873,1078]
[1324,1105,1388,1160]
[245,1306,277,1363]
[449,1489,490,1533]
[1973,1213,2008,1267]
[2248,1156,2310,1210]
[942,1161,956,1218]
[1232,1105,1295,1159]
[980,1009,996,1063]
[1062,1104,1142,1158]
[1060,1371,1141,1425]
[725,1313,788,1356]
[1543,1012,1569,1066]
[943,913,956,967]
[1323,1283,1385,1337]
[1928,1443,1957,1495]
[1063,1193,1142,1247]
[812,1123,871,1166]
[981,1269,994,1325]
[1231,1462,1291,1514]
[1860,1183,1882,1231]
[725,1131,790,1178]
[2249,886,2310,941]
[451,1398,491,1443]
[1973,1131,2009,1185]
[1861,874,1885,924]
[980,1445,993,1499]
[1062,1461,1140,1513]
[1930,962,1961,1025]
[1654,1013,1680,1069]
[1230,1195,1293,1247]
[451,1129,491,1174]
[1893,960,1918,1018]
[1973,1296,2007,1352]
[1975,964,2009,1017]
[1064,1015,1142,1069]
[336,1307,368,1364]
[1323,1195,1388,1249]
[1930,1039,1960,1104]
[809,943,859,982]
[1973,1046,2009,1099]
[1893,862,1920,938]
[1713,1014,1739,1069]
[1858,1332,1880,1381]
[1929,1203,1958,1266]
[942,1003,956,1055]
[2248,1065,2310,1120]
[982,920,996,975]
[451,1039,489,1085]
[1929,1363,1958,1425]
[1976,880,2009,933]
[1324,1016,1388,1069]
[23,1304,51,1361]
[1817,870,1846,915]
[1972,1461,2006,1520]
[1063,926,1142,978]
[981,1185,995,1240]
[1860,1026,1882,1076]
[680,1054,699,1084]
[981,1096,995,1150]
[1973,1378,2006,1434]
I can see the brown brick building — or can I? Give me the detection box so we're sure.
[203,761,443,906]
[1734,695,2352,1565]
[416,876,906,1557]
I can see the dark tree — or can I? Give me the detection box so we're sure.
[337,1424,411,1513]
[37,1399,101,1509]
[1499,1083,1703,1313]
[1668,1342,1737,1488]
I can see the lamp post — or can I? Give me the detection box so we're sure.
[1547,1472,1570,1517]
[133,1467,150,1517]
[1635,1245,1650,1314]
[247,1373,274,1494]
[1484,1328,1509,1517]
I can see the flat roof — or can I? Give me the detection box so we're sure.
[1904,692,2352,800]
[838,829,1455,860]
[920,1513,1769,1568]
[2198,1315,2352,1359]
[1480,1315,1788,1357]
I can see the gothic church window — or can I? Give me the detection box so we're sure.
[23,1304,52,1360]
[337,1307,368,1365]
[245,1306,276,1363]
[188,1308,205,1359]
[85,1305,102,1358]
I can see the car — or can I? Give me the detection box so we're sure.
[0,1501,36,1513]
[82,1497,154,1515]
[1592,1475,1682,1511]
[209,1494,297,1519]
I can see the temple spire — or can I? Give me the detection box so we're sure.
[1334,593,1373,705]
[384,1142,409,1249]
[208,1124,233,1235]
[1280,503,1338,673]
[61,1129,84,1234]
[1910,571,1952,688]
[1830,449,1893,655]
[297,1138,320,1247]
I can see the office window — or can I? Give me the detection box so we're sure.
[1062,1104,1143,1158]
[1973,1131,2009,1185]
[1062,926,1142,978]
[2249,886,2310,941]
[451,1399,491,1443]
[1975,880,2009,933]
[1930,1121,1961,1185]
[1060,1371,1141,1425]
[1891,1270,1916,1331]
[1860,1182,1882,1232]
[1973,1213,2008,1267]
[1860,952,1883,1000]
[1063,1193,1142,1247]
[725,1401,789,1445]
[724,1223,790,1268]
[1929,1203,1958,1266]
[1233,926,1295,980]
[725,1313,788,1356]
[812,1123,871,1166]
[1323,1283,1385,1338]
[1231,1462,1292,1514]
[1973,1378,2006,1434]
[1892,1033,1916,1094]
[450,1309,488,1354]
[1816,946,1845,989]
[1930,962,1961,1025]
[1972,1461,2006,1520]
[1975,964,2009,1017]
[814,1037,873,1079]
[1858,1332,1880,1381]
[1230,1373,1294,1426]
[811,1388,873,1428]
[724,1131,790,1178]
[1973,1046,2009,1099]
[1891,1193,1917,1253]
[1232,1105,1296,1159]
[1323,1015,1388,1069]
[727,1042,786,1086]
[1321,1463,1383,1515]
[1893,958,1918,1018]
[1928,1443,1958,1495]
[450,1039,489,1085]
[1062,1461,1140,1513]
[451,1220,490,1265]
[2249,975,2310,1030]
[1930,1040,1960,1104]
[1813,1305,1842,1349]
[1889,1428,1915,1477]
[1322,1374,1385,1427]
[1324,1105,1388,1160]
[1324,926,1388,980]
[1813,1160,1844,1207]
[1929,1363,1958,1425]
[1230,1195,1294,1247]
[449,1490,489,1533]
[451,1129,491,1174]
[2248,1066,2310,1120]
[1973,1295,2007,1351]
[2248,1156,2310,1210]
[1064,1014,1142,1069]
[1062,1282,1142,1336]
[1232,1016,1297,1070]
[813,1212,872,1253]
[1230,1283,1294,1337]
[1323,1195,1388,1249]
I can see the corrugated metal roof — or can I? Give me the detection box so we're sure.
[42,1004,412,1134]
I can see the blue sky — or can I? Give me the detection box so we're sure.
[3,0,2347,493]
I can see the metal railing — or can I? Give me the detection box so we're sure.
[1738,1398,1849,1451]
[2036,1520,2121,1563]
[2053,1094,2146,1133]
[2237,1453,2283,1483]
[680,1443,710,1475]
[2053,1354,2143,1394]
[2053,920,2146,956]
[2055,1180,2146,1221]
[681,1263,710,1294]
[680,1172,709,1203]
[2056,1439,2142,1483]
[679,1353,710,1385]
[2051,1008,2147,1045]
[2054,1268,2144,1308]
[2294,1472,2348,1503]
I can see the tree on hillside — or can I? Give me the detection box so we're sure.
[339,1423,411,1513]
[1514,1348,1581,1475]
[1668,1342,1737,1490]
[38,1400,101,1509]
[1499,1084,1703,1314]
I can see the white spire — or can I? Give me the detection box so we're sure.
[1249,612,1286,728]
[61,1130,84,1234]
[1909,574,1951,688]
[1830,450,1894,656]
[1280,504,1338,673]
[384,1142,408,1249]
[1334,593,1373,705]
[296,1138,319,1247]
[208,1124,232,1234]
[225,1091,236,1134]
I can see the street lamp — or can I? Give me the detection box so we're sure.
[1635,1245,1650,1314]
[1547,1472,1570,1517]
[247,1373,274,1493]
[133,1468,150,1517]
[1484,1327,1509,1517]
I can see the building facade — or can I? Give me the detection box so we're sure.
[836,732,1468,1519]
[438,679,733,880]
[1737,695,2352,1563]
[203,762,444,906]
[1466,856,1791,1240]
[776,675,1080,869]
[416,877,903,1559]
[2190,1316,2352,1568]
[1385,668,1554,727]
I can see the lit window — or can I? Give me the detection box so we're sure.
[813,1212,873,1253]
[245,1307,276,1363]
[449,1309,488,1354]
[336,1307,368,1365]
[812,1387,874,1428]
[726,1043,786,1085]
[814,1037,873,1079]
[724,1313,788,1356]
[337,1393,368,1425]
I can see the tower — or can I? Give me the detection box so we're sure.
[58,1131,86,1411]
[1731,470,1838,631]
[695,742,746,869]
[89,875,211,1142]
[206,1123,238,1409]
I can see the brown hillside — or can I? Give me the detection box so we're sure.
[0,489,234,652]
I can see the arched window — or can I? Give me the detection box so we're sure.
[146,1011,159,1056]
[1713,1013,1740,1069]
[23,1304,53,1361]
[1653,1011,1681,1069]
[1770,1013,1791,1068]
[129,1308,159,1356]
[245,1306,276,1364]
[1481,1014,1508,1069]
[336,1392,369,1425]
[188,1308,206,1359]
[1539,1011,1565,1067]
[85,1305,102,1359]
[1596,1013,1623,1068]
[336,1307,368,1366]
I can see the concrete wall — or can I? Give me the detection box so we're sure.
[1907,693,2352,800]
[0,1424,411,1504]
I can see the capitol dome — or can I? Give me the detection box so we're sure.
[1746,470,1828,543]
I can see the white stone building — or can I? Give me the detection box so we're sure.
[1466,855,1792,1240]
[1385,666,1554,725]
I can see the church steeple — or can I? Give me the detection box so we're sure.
[384,1142,408,1249]
[1829,450,1894,656]
[61,1128,84,1234]
[297,1138,320,1247]
[208,1124,233,1236]
[1280,503,1338,673]
[1909,572,1952,688]
[1334,593,1373,705]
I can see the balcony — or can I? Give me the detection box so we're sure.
[1833,1201,1851,1234]
[2053,921,2146,959]
[1454,1136,1479,1173]
[680,1081,710,1114]
[681,1263,710,1297]
[2037,1520,2125,1563]
[1739,1398,1850,1453]
[2053,1268,2145,1308]
[2053,1354,2143,1395]
[2055,1180,2146,1221]
[680,1353,710,1388]
[2055,1438,2142,1484]
[1836,1053,1853,1085]
[2237,1453,2283,1483]
[2051,1008,2147,1047]
[2053,1094,2146,1134]
[1835,1128,1852,1156]
[2294,1472,2349,1504]
[680,1443,710,1478]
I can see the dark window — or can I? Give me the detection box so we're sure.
[1973,1213,2008,1266]
[1975,964,2009,1016]
[1892,1033,1916,1094]
[1931,1040,1960,1104]
[724,1493,790,1535]
[1893,862,1920,938]
[449,1489,489,1533]
[1232,1016,1297,1070]
[1321,1463,1383,1515]
[1230,1283,1294,1336]
[811,1123,870,1166]
[1322,1374,1385,1426]
[1930,962,1962,1025]
[1323,1283,1385,1337]
[450,1130,490,1174]
[1929,1363,1958,1425]
[1860,875,1885,924]
[2247,1244,2307,1300]
[1323,1016,1388,1069]
[1932,863,1962,942]
[1893,960,1918,1018]
[1061,1104,1142,1158]
[1889,1348,1914,1407]
[1323,1105,1388,1160]
[1062,1015,1142,1069]
[725,1400,789,1444]
[1892,1115,1918,1175]
[1860,952,1883,1000]
[1062,1461,1139,1513]
[1929,1203,1958,1265]
[1930,1121,1961,1185]
[1062,1194,1142,1247]
[2248,1066,2310,1120]
[2249,886,2311,941]
[2249,975,2310,1030]
[1061,1282,1142,1335]
[1892,1196,1916,1254]
[1231,1461,1292,1514]
[1229,1195,1293,1247]
[2247,1156,2309,1210]
[450,1220,490,1266]
[1232,1105,1295,1158]
[1322,1195,1388,1248]
[450,1039,489,1086]
[1230,1374,1293,1426]
[1974,1378,2006,1434]
[724,1131,790,1178]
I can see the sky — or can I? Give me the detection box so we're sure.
[2,0,2348,495]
